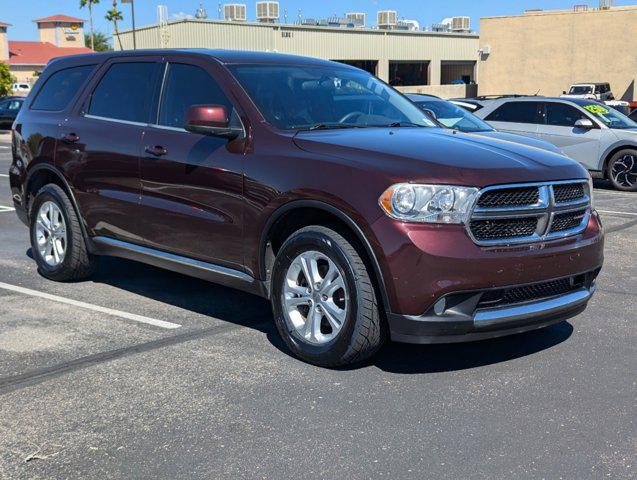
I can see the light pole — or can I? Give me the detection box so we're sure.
[121,0,136,49]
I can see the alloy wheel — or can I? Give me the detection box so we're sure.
[611,154,637,188]
[281,250,349,345]
[35,201,67,267]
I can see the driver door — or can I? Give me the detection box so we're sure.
[138,57,247,270]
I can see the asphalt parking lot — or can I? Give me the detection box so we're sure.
[0,131,634,479]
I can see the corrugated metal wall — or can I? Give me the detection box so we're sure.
[117,20,479,84]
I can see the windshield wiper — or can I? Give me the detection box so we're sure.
[383,121,427,128]
[306,123,361,131]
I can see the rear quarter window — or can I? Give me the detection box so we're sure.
[31,64,96,111]
[485,102,542,124]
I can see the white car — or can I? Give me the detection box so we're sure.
[472,96,637,191]
[561,83,613,101]
[11,82,31,93]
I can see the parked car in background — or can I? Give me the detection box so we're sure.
[10,50,603,366]
[604,100,631,116]
[0,96,24,128]
[407,94,564,154]
[11,82,31,94]
[473,96,637,191]
[561,83,614,101]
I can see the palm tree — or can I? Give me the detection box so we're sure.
[79,0,100,50]
[105,1,124,51]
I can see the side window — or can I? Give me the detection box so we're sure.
[87,62,158,123]
[485,102,541,124]
[31,64,95,111]
[8,100,22,111]
[546,103,587,127]
[158,63,233,128]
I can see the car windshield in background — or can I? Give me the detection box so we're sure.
[229,64,436,130]
[412,98,493,133]
[575,100,637,129]
[569,86,593,95]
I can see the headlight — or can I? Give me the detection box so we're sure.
[379,183,479,224]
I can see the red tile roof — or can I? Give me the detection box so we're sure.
[8,41,92,66]
[33,15,85,24]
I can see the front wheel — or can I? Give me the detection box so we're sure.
[271,226,385,367]
[607,149,637,191]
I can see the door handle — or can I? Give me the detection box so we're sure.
[144,145,168,157]
[61,132,80,143]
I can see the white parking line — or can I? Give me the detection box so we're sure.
[594,189,636,197]
[0,205,15,213]
[0,282,182,329]
[0,173,9,177]
[597,209,637,217]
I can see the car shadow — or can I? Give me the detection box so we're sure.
[593,178,615,191]
[75,255,573,373]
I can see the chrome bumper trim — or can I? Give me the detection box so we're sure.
[474,285,596,327]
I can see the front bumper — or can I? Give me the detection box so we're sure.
[389,275,597,344]
[371,210,604,343]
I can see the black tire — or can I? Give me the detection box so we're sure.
[607,149,637,192]
[29,184,97,281]
[271,226,385,367]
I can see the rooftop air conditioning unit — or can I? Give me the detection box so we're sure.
[224,4,247,21]
[256,1,279,22]
[345,12,365,28]
[377,10,397,29]
[451,16,470,32]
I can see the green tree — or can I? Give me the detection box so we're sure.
[0,62,16,97]
[105,1,124,51]
[80,0,100,50]
[84,31,112,51]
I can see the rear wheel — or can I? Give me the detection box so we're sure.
[607,149,637,191]
[29,184,97,281]
[271,226,385,367]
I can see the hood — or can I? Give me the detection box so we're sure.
[293,127,586,187]
[474,130,564,154]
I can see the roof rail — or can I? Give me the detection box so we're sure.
[472,94,536,100]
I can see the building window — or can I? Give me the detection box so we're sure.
[332,60,378,76]
[388,61,429,86]
[441,61,476,85]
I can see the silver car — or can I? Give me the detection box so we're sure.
[406,94,564,155]
[472,96,637,191]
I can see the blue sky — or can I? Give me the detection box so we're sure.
[4,0,636,40]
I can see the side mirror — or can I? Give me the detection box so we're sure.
[184,104,242,139]
[575,118,594,129]
[563,91,567,94]
[422,108,437,120]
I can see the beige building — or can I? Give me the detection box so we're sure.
[116,19,480,97]
[478,5,637,101]
[1,15,91,86]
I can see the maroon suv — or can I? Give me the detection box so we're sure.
[9,50,604,366]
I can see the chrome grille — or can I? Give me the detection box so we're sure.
[467,181,590,246]
[550,209,587,233]
[553,183,585,204]
[477,187,539,208]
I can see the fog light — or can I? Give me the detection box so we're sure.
[433,298,446,316]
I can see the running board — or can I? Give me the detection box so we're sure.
[91,236,268,298]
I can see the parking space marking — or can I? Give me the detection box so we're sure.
[597,209,637,217]
[594,189,636,197]
[0,173,9,177]
[0,205,15,213]
[0,282,182,329]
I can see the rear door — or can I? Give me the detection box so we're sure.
[56,55,163,243]
[483,101,544,139]
[138,56,247,269]
[538,101,602,170]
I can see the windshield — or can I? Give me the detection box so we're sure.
[229,64,436,130]
[569,86,593,95]
[578,101,637,129]
[412,98,493,132]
